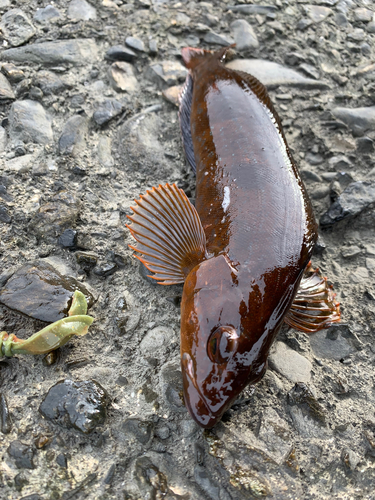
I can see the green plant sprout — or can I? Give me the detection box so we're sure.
[0,291,94,357]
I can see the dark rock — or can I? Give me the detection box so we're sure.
[203,31,234,46]
[34,5,61,23]
[39,379,109,434]
[125,36,145,52]
[103,463,116,485]
[58,229,78,248]
[0,73,15,100]
[228,4,277,15]
[0,205,11,223]
[330,172,354,201]
[145,61,187,89]
[34,71,69,95]
[59,115,88,156]
[227,59,329,90]
[134,457,168,498]
[320,181,375,227]
[75,251,98,271]
[93,99,123,126]
[313,236,326,255]
[0,9,36,47]
[332,106,375,132]
[334,12,348,26]
[309,324,357,360]
[68,0,97,20]
[56,453,68,468]
[108,62,139,92]
[0,260,93,323]
[0,127,7,151]
[105,45,137,62]
[0,393,12,434]
[299,63,320,80]
[357,136,374,153]
[7,441,35,469]
[31,191,81,243]
[121,418,154,444]
[160,362,186,413]
[14,472,29,491]
[19,495,42,500]
[230,19,259,51]
[93,263,117,277]
[2,39,99,66]
[149,39,158,55]
[9,100,53,145]
[297,18,313,30]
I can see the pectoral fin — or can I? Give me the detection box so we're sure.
[126,183,207,285]
[285,264,340,333]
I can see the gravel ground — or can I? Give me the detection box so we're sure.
[1,0,375,499]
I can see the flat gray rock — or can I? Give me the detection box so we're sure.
[59,115,88,155]
[230,19,259,51]
[332,106,375,132]
[309,328,355,360]
[0,8,36,47]
[145,61,187,89]
[67,0,97,21]
[9,100,53,145]
[227,4,277,15]
[108,62,139,92]
[203,31,234,46]
[0,73,15,100]
[226,59,329,89]
[2,38,99,66]
[33,5,62,23]
[269,342,312,383]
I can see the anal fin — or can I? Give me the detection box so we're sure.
[285,264,341,333]
[126,183,207,285]
[179,73,196,173]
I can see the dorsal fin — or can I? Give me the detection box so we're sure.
[179,73,196,173]
[181,45,235,70]
[126,183,207,285]
[284,264,340,333]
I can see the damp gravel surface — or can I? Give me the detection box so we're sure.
[1,1,375,499]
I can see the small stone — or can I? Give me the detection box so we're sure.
[34,5,61,23]
[34,435,51,449]
[0,9,36,47]
[149,39,158,55]
[0,204,11,223]
[309,325,355,360]
[160,362,186,413]
[0,393,12,434]
[93,99,123,126]
[155,425,170,440]
[334,12,348,26]
[7,441,35,469]
[366,258,375,270]
[146,61,187,89]
[194,466,221,499]
[313,235,326,255]
[305,152,324,165]
[1,63,24,84]
[75,251,98,271]
[203,31,234,46]
[305,5,332,23]
[228,4,277,15]
[0,260,93,322]
[105,45,137,62]
[121,418,154,444]
[2,39,99,67]
[341,245,361,258]
[287,383,328,438]
[14,472,29,492]
[19,494,41,500]
[320,181,375,227]
[9,100,53,145]
[57,228,77,248]
[97,136,114,168]
[269,342,312,383]
[56,453,68,468]
[354,8,373,22]
[40,379,108,434]
[0,126,7,152]
[328,155,351,171]
[140,326,176,356]
[257,408,292,463]
[357,136,374,153]
[332,106,375,132]
[351,267,369,283]
[126,36,145,52]
[341,448,360,471]
[300,169,322,182]
[0,73,15,100]
[68,0,97,21]
[347,28,365,42]
[34,71,69,96]
[59,115,88,156]
[227,59,329,90]
[93,262,117,277]
[108,62,139,92]
[367,22,375,34]
[230,19,259,51]
[162,85,183,106]
[298,63,320,80]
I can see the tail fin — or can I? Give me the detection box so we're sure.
[181,45,235,71]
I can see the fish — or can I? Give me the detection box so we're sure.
[126,46,340,429]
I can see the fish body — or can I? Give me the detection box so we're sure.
[127,47,339,429]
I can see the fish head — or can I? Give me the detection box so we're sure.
[180,254,267,428]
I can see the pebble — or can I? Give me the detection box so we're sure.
[0,9,36,47]
[309,326,355,360]
[97,136,114,168]
[305,5,333,23]
[7,441,35,469]
[57,228,78,248]
[34,5,61,23]
[19,495,41,500]
[228,4,277,15]
[2,39,99,66]
[334,12,348,26]
[203,31,234,46]
[139,326,176,356]
[56,453,68,468]
[149,39,158,55]
[1,63,25,84]
[257,408,292,463]
[9,100,53,145]
[68,0,97,20]
[298,63,320,80]
[367,21,375,34]
[59,115,88,155]
[121,418,154,445]
[93,99,123,126]
[146,61,187,90]
[105,45,137,62]
[34,71,69,96]
[366,258,375,270]
[230,19,259,51]
[350,267,369,283]
[155,425,170,440]
[5,153,39,174]
[0,73,15,100]
[357,136,374,153]
[320,180,375,227]
[93,262,117,277]
[226,59,329,89]
[0,393,12,434]
[39,379,109,434]
[160,362,186,413]
[0,260,93,322]
[269,341,312,383]
[341,245,361,258]
[365,244,375,256]
[0,205,11,223]
[126,36,146,52]
[162,85,182,106]
[194,466,221,499]
[108,62,139,92]
[332,106,375,132]
[328,155,351,171]
[354,8,373,22]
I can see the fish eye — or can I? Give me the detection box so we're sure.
[207,326,239,364]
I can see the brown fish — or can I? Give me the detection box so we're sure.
[126,47,340,428]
